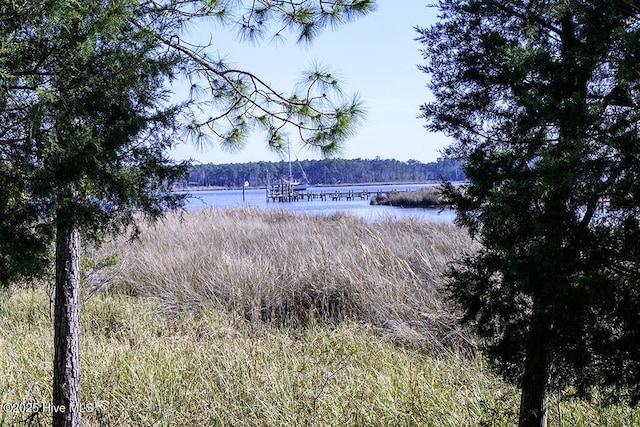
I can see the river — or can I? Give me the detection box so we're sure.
[182,184,456,223]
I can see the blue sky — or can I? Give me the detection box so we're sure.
[169,1,449,165]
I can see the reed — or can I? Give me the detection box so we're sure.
[2,288,638,426]
[370,187,443,208]
[4,211,640,425]
[87,208,476,350]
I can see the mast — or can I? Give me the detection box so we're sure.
[288,142,293,179]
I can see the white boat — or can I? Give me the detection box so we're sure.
[266,146,309,199]
[278,173,308,192]
[284,145,309,191]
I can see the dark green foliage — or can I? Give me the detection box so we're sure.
[186,158,464,187]
[0,0,53,284]
[370,187,442,208]
[418,0,640,420]
[0,172,52,285]
[1,0,188,249]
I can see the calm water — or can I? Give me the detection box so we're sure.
[182,184,456,223]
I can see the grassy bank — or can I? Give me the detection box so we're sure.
[3,289,638,426]
[2,209,639,426]
[370,187,443,208]
[89,208,474,350]
[0,289,511,426]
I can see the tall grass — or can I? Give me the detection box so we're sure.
[88,208,475,350]
[2,288,639,426]
[370,187,443,208]
[4,210,640,425]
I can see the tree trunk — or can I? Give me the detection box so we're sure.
[53,218,81,427]
[518,312,550,427]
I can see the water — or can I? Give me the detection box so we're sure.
[182,184,456,223]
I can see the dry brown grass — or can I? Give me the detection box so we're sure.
[371,187,443,208]
[88,208,476,350]
[5,210,640,425]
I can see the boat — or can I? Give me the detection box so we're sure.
[285,170,308,192]
[282,145,309,192]
[266,145,309,200]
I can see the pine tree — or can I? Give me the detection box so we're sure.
[418,1,640,425]
[1,1,374,425]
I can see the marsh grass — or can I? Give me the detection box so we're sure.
[2,288,639,426]
[87,208,475,350]
[370,187,443,208]
[4,210,639,425]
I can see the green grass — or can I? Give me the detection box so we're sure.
[1,288,514,426]
[2,209,640,426]
[2,289,639,426]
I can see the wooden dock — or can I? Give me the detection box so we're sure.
[267,188,380,203]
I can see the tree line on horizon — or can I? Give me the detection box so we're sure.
[183,157,464,187]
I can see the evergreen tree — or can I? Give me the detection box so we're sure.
[4,2,187,424]
[0,2,53,284]
[418,1,640,426]
[185,157,464,187]
[1,1,374,425]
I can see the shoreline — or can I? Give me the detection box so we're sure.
[175,181,447,192]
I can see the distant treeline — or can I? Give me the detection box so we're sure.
[183,158,464,188]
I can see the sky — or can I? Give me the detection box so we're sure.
[168,1,449,165]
